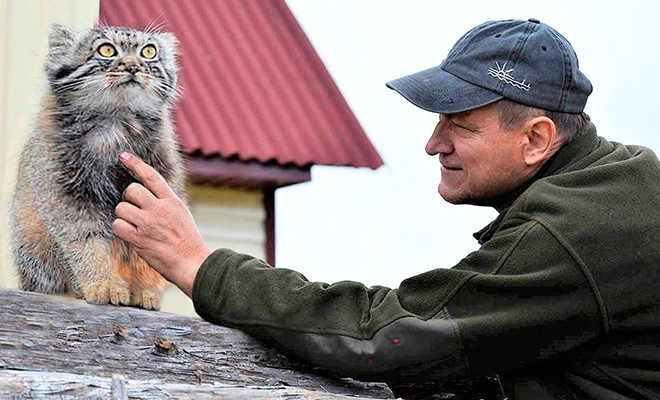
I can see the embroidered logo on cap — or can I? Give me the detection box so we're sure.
[487,62,531,91]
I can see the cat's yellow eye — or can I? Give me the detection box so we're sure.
[97,43,116,58]
[141,44,157,59]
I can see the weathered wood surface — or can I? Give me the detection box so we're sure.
[0,290,505,399]
[0,370,381,399]
[0,290,394,399]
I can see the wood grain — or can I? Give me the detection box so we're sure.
[0,370,383,399]
[0,290,393,399]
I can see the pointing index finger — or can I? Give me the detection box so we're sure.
[119,152,174,199]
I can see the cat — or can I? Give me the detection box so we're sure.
[9,24,186,310]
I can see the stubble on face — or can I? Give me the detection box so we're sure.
[430,106,529,209]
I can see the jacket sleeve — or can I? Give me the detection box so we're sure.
[192,218,606,381]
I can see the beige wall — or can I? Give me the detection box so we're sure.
[0,0,268,317]
[161,186,266,316]
[0,0,101,289]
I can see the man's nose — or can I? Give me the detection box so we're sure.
[426,119,453,156]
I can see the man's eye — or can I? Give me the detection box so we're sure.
[451,121,470,131]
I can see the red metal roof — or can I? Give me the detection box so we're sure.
[99,0,383,169]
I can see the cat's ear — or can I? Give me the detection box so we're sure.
[46,24,81,78]
[48,24,77,62]
[46,24,79,80]
[157,32,179,55]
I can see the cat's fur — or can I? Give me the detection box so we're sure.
[10,25,186,310]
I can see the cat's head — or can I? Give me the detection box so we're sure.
[46,25,179,113]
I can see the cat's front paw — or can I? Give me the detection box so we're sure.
[131,290,162,311]
[84,281,131,306]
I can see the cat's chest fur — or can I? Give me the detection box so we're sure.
[53,112,165,211]
[85,115,160,160]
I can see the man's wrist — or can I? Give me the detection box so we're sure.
[179,245,212,298]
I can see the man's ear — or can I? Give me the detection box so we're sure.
[523,116,558,167]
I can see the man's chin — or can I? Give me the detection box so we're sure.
[440,189,506,209]
[438,185,467,205]
[439,186,486,206]
[441,195,471,205]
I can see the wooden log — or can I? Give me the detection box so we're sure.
[0,290,394,399]
[111,374,129,400]
[0,290,504,399]
[0,370,384,399]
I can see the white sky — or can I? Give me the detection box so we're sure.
[275,1,660,288]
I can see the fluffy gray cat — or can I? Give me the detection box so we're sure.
[10,25,186,310]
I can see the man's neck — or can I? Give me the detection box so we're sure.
[490,122,599,213]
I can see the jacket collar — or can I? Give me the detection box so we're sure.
[473,123,600,245]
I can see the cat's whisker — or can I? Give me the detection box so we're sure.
[144,15,167,35]
[150,78,181,100]
[52,75,107,94]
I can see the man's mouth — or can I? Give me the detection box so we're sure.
[441,164,462,171]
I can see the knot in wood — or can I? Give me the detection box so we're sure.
[153,336,178,355]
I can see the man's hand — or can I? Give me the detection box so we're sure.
[112,152,212,298]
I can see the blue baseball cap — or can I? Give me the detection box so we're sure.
[386,18,592,114]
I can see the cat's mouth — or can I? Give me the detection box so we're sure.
[119,78,142,86]
[118,77,141,87]
[108,72,146,89]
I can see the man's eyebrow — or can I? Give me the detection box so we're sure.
[441,110,476,121]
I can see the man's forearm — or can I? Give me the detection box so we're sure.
[191,248,471,381]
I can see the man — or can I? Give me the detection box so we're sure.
[113,19,660,399]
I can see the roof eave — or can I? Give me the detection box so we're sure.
[187,156,311,190]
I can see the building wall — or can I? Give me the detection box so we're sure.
[0,0,268,317]
[160,186,266,316]
[0,0,101,289]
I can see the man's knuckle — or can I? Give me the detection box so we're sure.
[134,230,149,248]
[145,171,161,183]
[126,182,141,195]
[172,197,185,209]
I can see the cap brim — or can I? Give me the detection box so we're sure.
[386,65,502,114]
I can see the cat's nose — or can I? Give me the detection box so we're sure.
[120,56,141,75]
[125,64,140,74]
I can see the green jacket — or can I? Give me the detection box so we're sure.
[193,124,660,400]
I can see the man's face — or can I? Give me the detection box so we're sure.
[425,105,531,208]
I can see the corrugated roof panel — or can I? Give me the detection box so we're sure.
[99,0,383,169]
[206,1,284,161]
[240,0,320,165]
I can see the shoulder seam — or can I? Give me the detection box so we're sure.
[428,272,480,319]
[511,212,611,333]
[492,219,537,275]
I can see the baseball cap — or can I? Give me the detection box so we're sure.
[386,18,592,114]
